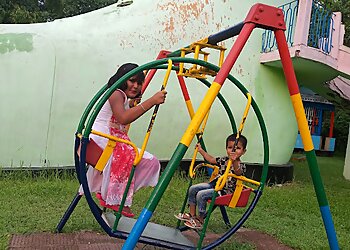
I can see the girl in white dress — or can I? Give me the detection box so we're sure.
[82,63,167,217]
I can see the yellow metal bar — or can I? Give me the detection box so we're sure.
[192,45,201,71]
[90,130,140,166]
[194,44,200,60]
[193,40,223,50]
[137,132,151,165]
[189,147,199,179]
[161,59,173,89]
[291,93,314,151]
[136,59,173,164]
[237,92,252,134]
[180,82,221,147]
[219,50,225,67]
[95,139,116,171]
[204,54,208,62]
[228,173,261,186]
[185,100,195,119]
[213,92,252,191]
[209,166,219,182]
[188,109,211,178]
[228,179,244,208]
[215,159,232,191]
[190,163,219,180]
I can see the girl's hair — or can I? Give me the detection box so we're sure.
[226,133,247,149]
[107,63,145,90]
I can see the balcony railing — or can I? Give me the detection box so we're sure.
[261,0,334,55]
[261,0,299,53]
[308,0,334,54]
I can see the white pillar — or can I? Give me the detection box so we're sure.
[330,12,342,60]
[344,123,350,180]
[293,0,312,46]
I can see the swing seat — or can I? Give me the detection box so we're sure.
[209,188,252,208]
[77,138,103,166]
[85,139,103,166]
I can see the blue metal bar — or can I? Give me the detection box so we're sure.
[202,190,263,250]
[207,22,244,45]
[56,193,82,232]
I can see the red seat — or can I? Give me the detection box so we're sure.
[209,188,252,208]
[236,188,252,207]
[85,139,103,166]
[77,139,103,166]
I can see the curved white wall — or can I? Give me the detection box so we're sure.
[0,0,295,167]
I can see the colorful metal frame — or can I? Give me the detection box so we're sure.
[123,3,338,250]
[57,3,338,250]
[56,56,269,250]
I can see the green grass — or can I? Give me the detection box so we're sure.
[244,154,350,249]
[1,154,349,249]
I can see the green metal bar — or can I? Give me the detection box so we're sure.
[197,191,218,249]
[176,179,193,228]
[77,84,108,133]
[112,166,136,231]
[305,150,328,206]
[147,143,188,211]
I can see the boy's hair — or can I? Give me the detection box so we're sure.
[107,63,145,90]
[226,133,247,149]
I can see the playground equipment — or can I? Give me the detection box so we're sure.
[57,3,339,250]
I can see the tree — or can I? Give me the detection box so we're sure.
[320,1,350,152]
[61,0,116,18]
[321,0,350,46]
[0,0,116,24]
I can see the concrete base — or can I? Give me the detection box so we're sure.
[244,163,294,185]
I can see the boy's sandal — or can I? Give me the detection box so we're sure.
[184,217,203,229]
[174,212,192,222]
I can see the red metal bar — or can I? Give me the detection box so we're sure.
[244,3,286,31]
[311,108,317,134]
[142,50,170,93]
[213,23,255,85]
[177,75,190,101]
[274,30,300,95]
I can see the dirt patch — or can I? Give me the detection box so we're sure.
[235,228,293,250]
[9,229,292,249]
[182,228,292,250]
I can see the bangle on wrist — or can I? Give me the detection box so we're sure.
[140,103,146,111]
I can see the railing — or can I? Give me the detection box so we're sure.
[261,0,334,55]
[261,0,299,53]
[308,0,334,54]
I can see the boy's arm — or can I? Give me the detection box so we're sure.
[197,144,217,164]
[233,161,244,176]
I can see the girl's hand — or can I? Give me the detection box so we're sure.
[151,90,167,105]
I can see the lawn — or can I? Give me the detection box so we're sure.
[0,153,349,249]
